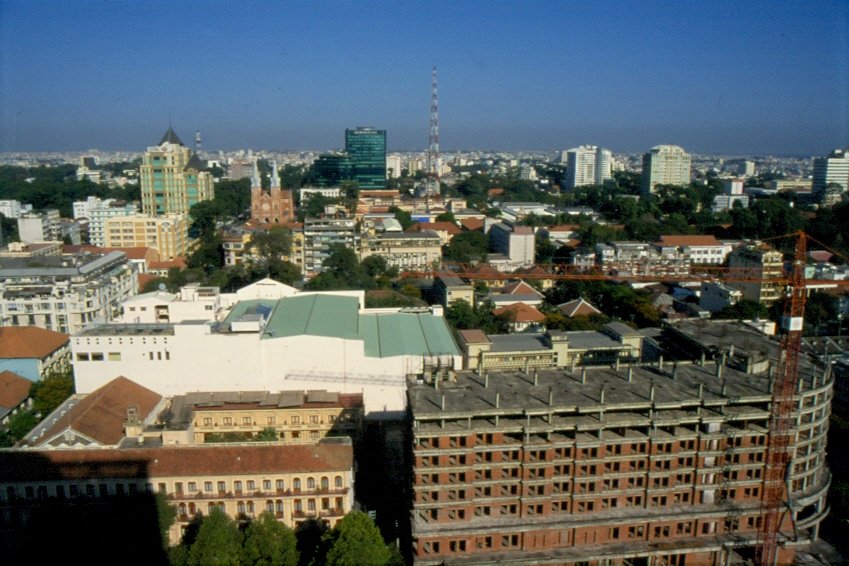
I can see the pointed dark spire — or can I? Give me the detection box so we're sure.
[159,126,184,146]
[184,152,208,172]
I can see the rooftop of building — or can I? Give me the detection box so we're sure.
[0,326,69,359]
[162,390,363,429]
[0,370,32,412]
[0,442,353,482]
[21,376,163,447]
[658,234,722,247]
[0,250,126,275]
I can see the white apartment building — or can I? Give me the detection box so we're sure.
[0,251,137,334]
[17,210,61,243]
[0,200,32,220]
[72,292,461,418]
[641,144,692,194]
[386,154,403,179]
[302,217,359,279]
[360,231,442,270]
[700,281,743,313]
[564,145,612,189]
[657,235,735,265]
[812,147,849,195]
[489,221,535,268]
[86,199,140,247]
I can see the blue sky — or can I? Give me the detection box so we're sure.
[1,1,847,154]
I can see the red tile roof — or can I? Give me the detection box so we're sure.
[494,302,545,323]
[499,280,543,297]
[548,224,581,232]
[0,444,353,482]
[149,258,187,270]
[558,298,602,318]
[458,329,489,344]
[31,376,162,447]
[0,327,69,360]
[659,235,721,247]
[460,218,484,231]
[411,221,460,235]
[0,371,32,410]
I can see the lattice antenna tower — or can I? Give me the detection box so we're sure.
[425,66,441,194]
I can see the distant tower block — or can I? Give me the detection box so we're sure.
[250,159,295,226]
[424,65,441,196]
[195,130,202,153]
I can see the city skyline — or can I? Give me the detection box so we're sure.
[1,1,847,155]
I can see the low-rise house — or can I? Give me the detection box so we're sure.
[0,327,70,381]
[493,302,545,332]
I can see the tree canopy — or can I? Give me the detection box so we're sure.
[323,511,390,566]
[242,512,298,566]
[187,508,243,566]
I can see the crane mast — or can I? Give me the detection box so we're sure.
[755,232,807,566]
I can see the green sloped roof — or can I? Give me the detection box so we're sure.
[361,312,459,358]
[265,294,360,339]
[226,294,459,358]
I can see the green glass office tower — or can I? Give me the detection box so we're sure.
[345,127,386,189]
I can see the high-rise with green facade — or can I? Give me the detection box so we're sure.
[140,127,214,216]
[345,127,386,189]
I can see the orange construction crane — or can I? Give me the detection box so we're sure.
[406,230,849,565]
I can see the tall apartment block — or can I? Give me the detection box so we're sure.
[140,127,214,216]
[727,243,784,306]
[345,127,387,189]
[812,148,849,197]
[408,320,832,565]
[641,145,692,195]
[564,145,613,189]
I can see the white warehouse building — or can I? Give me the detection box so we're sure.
[72,292,460,419]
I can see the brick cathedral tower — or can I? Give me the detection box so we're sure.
[250,160,295,225]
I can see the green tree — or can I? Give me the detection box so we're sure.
[324,511,390,566]
[31,369,75,416]
[389,207,413,230]
[188,508,243,566]
[248,226,293,260]
[155,491,177,550]
[435,211,456,223]
[255,428,278,442]
[242,511,298,566]
[295,518,329,566]
[443,231,489,263]
[445,299,478,330]
[713,300,769,321]
[7,410,38,441]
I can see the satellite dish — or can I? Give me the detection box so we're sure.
[158,283,167,291]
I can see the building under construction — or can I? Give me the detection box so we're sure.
[408,320,834,565]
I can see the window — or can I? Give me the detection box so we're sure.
[310,415,319,424]
[307,478,316,490]
[217,481,226,492]
[203,417,212,426]
[308,499,316,511]
[223,417,232,425]
[335,476,343,488]
[291,416,300,424]
[247,480,256,491]
[263,480,272,490]
[321,477,329,490]
[76,353,90,361]
[293,478,301,491]
[108,352,121,361]
[175,482,183,494]
[276,480,285,491]
[188,482,197,492]
[243,416,252,425]
[234,481,242,492]
[267,416,276,425]
[91,352,104,361]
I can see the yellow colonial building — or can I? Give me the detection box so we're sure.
[104,214,188,260]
